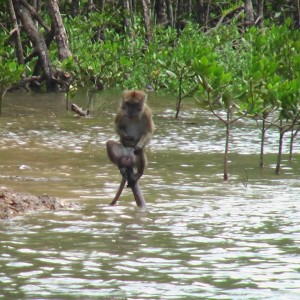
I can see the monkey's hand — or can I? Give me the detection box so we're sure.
[133,146,142,155]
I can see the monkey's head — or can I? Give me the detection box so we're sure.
[121,90,147,119]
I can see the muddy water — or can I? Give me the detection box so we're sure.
[0,90,300,299]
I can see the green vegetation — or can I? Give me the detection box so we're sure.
[2,1,300,180]
[0,33,23,116]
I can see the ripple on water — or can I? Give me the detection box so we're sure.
[1,95,300,299]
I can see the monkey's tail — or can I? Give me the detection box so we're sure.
[109,177,126,206]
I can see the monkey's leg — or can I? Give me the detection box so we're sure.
[106,141,136,205]
[106,140,123,165]
[109,177,126,206]
[124,165,147,208]
[117,163,146,208]
[131,181,147,209]
[110,169,146,208]
[109,166,133,206]
[126,150,147,184]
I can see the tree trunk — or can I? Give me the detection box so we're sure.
[123,0,132,35]
[14,0,55,91]
[7,0,24,64]
[185,0,192,16]
[175,75,183,119]
[177,0,184,19]
[259,119,266,168]
[195,0,205,26]
[141,0,152,43]
[244,0,254,27]
[48,0,71,61]
[256,0,264,25]
[289,126,299,161]
[19,0,51,32]
[165,0,173,26]
[196,0,211,28]
[224,119,230,181]
[71,0,79,17]
[32,0,41,12]
[98,0,105,12]
[224,100,234,181]
[275,126,284,175]
[176,0,184,29]
[205,0,212,27]
[155,0,166,25]
[289,128,295,161]
[0,88,5,117]
[87,0,94,13]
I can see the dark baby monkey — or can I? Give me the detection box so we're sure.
[106,90,155,206]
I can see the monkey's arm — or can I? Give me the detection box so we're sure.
[135,132,152,151]
[135,110,155,151]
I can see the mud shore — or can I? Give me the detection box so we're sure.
[0,189,78,219]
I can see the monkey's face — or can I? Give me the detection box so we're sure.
[121,90,146,119]
[122,102,143,119]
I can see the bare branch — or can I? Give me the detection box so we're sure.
[20,0,51,32]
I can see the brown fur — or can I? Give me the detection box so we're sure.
[106,90,155,205]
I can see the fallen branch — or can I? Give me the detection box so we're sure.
[8,76,41,92]
[71,103,90,117]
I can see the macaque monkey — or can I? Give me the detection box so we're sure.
[106,90,155,207]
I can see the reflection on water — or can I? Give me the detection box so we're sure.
[0,90,300,299]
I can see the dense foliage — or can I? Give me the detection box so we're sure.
[1,0,300,179]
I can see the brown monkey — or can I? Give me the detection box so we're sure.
[106,90,154,206]
[106,141,147,207]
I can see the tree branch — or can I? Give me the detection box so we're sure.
[206,4,243,34]
[20,0,51,32]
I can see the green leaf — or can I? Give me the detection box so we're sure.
[158,59,167,67]
[8,62,17,72]
[200,56,209,66]
[166,70,177,78]
[220,72,232,84]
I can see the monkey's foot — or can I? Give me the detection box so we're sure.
[119,167,137,188]
[127,178,136,188]
[127,173,142,188]
[109,199,118,206]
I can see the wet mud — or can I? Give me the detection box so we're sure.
[0,189,78,219]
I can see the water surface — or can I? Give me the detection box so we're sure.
[0,90,300,299]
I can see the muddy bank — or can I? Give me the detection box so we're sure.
[0,189,79,219]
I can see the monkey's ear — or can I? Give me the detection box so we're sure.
[137,90,147,102]
[122,90,130,99]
